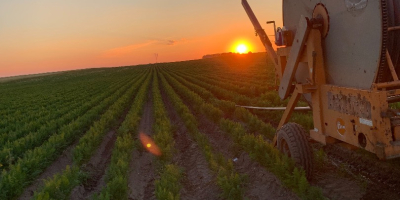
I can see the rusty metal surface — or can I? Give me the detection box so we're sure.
[327,91,372,119]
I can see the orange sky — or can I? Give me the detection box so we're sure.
[0,1,282,77]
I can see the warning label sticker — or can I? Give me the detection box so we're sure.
[359,118,373,127]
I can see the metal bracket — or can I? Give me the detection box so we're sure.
[278,16,311,99]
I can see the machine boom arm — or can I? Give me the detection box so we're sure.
[241,0,278,66]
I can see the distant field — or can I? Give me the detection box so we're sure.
[0,71,64,83]
[0,53,399,200]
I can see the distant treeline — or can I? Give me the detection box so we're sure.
[202,52,252,59]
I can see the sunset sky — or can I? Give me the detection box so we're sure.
[0,0,282,77]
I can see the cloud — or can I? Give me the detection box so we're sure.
[102,38,188,58]
[166,40,176,45]
[145,37,187,46]
[102,40,157,57]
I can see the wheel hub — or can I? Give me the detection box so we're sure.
[312,3,330,38]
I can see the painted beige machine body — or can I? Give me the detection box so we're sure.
[242,0,400,160]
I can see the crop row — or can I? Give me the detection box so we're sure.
[0,74,137,154]
[164,54,272,93]
[159,68,324,199]
[93,69,152,199]
[0,69,140,135]
[163,71,275,140]
[0,68,140,132]
[33,70,150,199]
[159,69,244,199]
[0,69,147,200]
[168,69,313,130]
[0,72,144,170]
[152,69,182,200]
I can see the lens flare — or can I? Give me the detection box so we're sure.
[139,132,161,156]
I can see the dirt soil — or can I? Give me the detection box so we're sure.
[162,87,299,200]
[69,105,132,199]
[195,114,299,200]
[18,139,79,200]
[161,89,222,200]
[128,89,157,200]
[70,129,117,199]
[319,144,400,200]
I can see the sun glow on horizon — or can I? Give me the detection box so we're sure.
[236,44,247,54]
[231,40,252,54]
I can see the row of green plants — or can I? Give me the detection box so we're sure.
[0,74,140,170]
[0,67,140,133]
[160,69,325,199]
[169,70,313,131]
[170,69,252,105]
[0,72,140,146]
[33,71,150,200]
[164,55,272,98]
[159,70,244,200]
[152,70,182,200]
[0,70,146,200]
[165,53,271,88]
[91,70,152,199]
[0,75,125,144]
[0,72,97,126]
[163,71,275,140]
[166,69,276,115]
[168,68,270,99]
[169,68,280,107]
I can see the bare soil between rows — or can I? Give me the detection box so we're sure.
[194,111,298,200]
[318,143,400,200]
[161,83,299,199]
[18,107,128,200]
[70,105,131,199]
[18,138,79,200]
[128,87,157,200]
[161,87,222,200]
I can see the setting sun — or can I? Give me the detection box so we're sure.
[236,44,248,54]
[230,40,252,54]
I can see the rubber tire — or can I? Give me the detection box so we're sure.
[277,123,313,180]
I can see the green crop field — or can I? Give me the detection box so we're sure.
[1,53,399,200]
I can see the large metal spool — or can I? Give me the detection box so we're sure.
[283,0,400,89]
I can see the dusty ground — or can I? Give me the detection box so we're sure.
[70,129,117,199]
[19,138,79,200]
[128,89,157,200]
[161,88,222,200]
[195,115,298,200]
[319,144,400,200]
[70,106,130,200]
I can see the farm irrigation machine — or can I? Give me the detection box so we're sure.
[242,0,400,177]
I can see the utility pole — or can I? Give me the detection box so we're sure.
[154,53,158,63]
